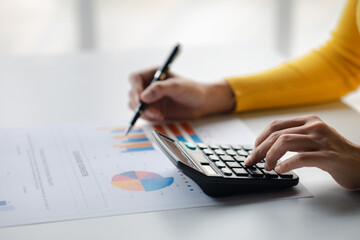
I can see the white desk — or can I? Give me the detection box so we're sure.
[0,46,360,240]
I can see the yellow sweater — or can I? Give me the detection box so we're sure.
[226,0,360,112]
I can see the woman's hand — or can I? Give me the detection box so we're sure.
[128,67,235,121]
[245,115,360,189]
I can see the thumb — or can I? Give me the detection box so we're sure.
[140,80,181,103]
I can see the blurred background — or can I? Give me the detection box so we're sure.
[0,0,359,110]
[0,0,346,58]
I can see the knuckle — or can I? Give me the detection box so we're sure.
[306,114,320,121]
[268,120,282,131]
[308,121,327,132]
[269,131,280,142]
[278,134,292,144]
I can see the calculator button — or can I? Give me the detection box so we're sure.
[226,161,241,168]
[209,144,219,150]
[237,149,249,156]
[220,144,231,150]
[231,145,243,150]
[221,168,233,176]
[225,150,237,156]
[220,155,234,162]
[208,155,220,162]
[234,156,246,162]
[203,149,213,155]
[214,149,226,155]
[277,171,294,179]
[202,164,218,176]
[233,168,249,176]
[245,166,263,177]
[215,161,226,168]
[185,143,197,150]
[197,143,208,149]
[262,170,278,178]
[256,162,266,169]
[242,145,253,151]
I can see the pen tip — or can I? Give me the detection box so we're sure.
[125,126,132,136]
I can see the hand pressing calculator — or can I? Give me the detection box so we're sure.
[152,130,299,197]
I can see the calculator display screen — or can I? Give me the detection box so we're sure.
[161,135,198,170]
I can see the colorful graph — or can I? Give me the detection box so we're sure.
[111,127,155,153]
[154,122,202,143]
[111,171,174,192]
[180,122,202,143]
[101,122,202,153]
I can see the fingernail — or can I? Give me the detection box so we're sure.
[275,165,281,173]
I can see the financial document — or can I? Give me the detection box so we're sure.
[0,116,312,227]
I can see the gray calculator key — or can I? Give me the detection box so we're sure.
[233,168,249,176]
[203,149,213,155]
[215,149,226,155]
[277,171,294,179]
[245,166,263,177]
[234,156,246,162]
[208,155,220,161]
[221,168,233,176]
[215,161,226,168]
[209,144,219,149]
[197,143,208,149]
[231,145,243,150]
[226,150,237,156]
[256,162,266,168]
[220,155,234,162]
[220,144,231,150]
[262,170,278,178]
[226,161,241,168]
[242,145,253,151]
[237,149,249,156]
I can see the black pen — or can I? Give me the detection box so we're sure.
[125,43,181,136]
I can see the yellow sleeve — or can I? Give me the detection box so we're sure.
[226,0,360,112]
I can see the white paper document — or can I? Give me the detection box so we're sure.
[0,116,312,227]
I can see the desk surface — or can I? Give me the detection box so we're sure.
[0,46,360,240]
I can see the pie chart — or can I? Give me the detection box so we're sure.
[111,171,174,192]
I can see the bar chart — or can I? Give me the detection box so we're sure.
[102,122,203,154]
[154,122,203,143]
[110,127,155,153]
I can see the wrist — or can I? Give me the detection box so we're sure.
[201,80,235,116]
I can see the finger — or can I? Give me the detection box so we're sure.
[245,126,306,166]
[128,89,140,110]
[129,67,159,92]
[142,108,165,121]
[140,80,182,103]
[263,134,319,170]
[274,151,331,173]
[255,115,315,147]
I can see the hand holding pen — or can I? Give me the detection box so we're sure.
[125,43,181,135]
[127,44,235,133]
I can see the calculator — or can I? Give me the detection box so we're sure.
[152,130,299,197]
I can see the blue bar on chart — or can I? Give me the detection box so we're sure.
[167,123,186,142]
[180,122,202,143]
